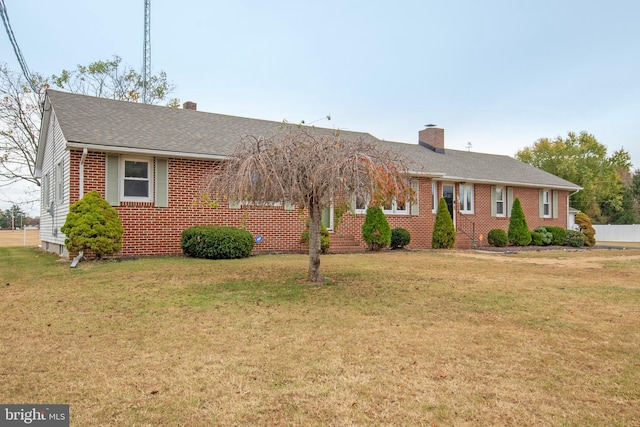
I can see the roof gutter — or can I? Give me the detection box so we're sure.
[66,142,228,161]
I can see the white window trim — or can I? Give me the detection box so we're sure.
[56,161,64,205]
[354,195,410,215]
[495,186,506,217]
[431,182,438,213]
[542,189,551,218]
[459,184,474,214]
[120,157,153,202]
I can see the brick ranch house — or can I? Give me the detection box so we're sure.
[36,90,581,258]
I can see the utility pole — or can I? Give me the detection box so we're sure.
[142,0,151,103]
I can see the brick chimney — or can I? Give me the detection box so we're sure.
[419,126,445,154]
[183,101,197,111]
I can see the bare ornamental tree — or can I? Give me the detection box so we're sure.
[206,127,412,282]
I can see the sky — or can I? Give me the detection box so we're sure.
[2,0,639,216]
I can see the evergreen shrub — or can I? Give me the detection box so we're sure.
[432,198,456,249]
[530,231,543,246]
[508,198,531,246]
[181,226,254,259]
[487,229,508,247]
[533,226,553,245]
[61,191,124,259]
[565,230,586,247]
[546,226,567,246]
[390,227,411,249]
[362,206,391,251]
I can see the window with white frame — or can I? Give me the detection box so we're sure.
[459,184,474,214]
[56,161,64,204]
[542,190,551,218]
[121,158,153,202]
[431,182,438,213]
[495,186,505,217]
[354,194,409,215]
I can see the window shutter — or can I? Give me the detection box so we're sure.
[490,186,497,217]
[410,180,419,215]
[552,190,559,219]
[155,158,169,207]
[507,187,514,217]
[105,155,120,206]
[539,190,544,218]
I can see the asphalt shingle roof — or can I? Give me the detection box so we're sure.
[44,89,580,190]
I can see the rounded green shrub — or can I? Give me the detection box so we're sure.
[181,226,254,259]
[545,226,567,246]
[487,228,508,247]
[362,205,391,251]
[530,231,543,246]
[432,198,456,249]
[533,226,552,245]
[61,191,124,259]
[508,198,531,246]
[564,230,586,247]
[300,220,330,254]
[390,227,411,249]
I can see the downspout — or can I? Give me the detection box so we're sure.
[71,148,88,268]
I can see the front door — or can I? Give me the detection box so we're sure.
[442,184,455,223]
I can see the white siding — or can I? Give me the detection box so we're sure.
[39,111,70,257]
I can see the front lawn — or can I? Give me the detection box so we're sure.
[1,247,639,425]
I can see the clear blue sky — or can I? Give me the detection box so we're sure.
[2,0,639,216]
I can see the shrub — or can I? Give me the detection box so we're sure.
[487,228,508,247]
[533,226,553,245]
[181,226,254,259]
[432,198,456,249]
[530,231,543,246]
[362,205,391,251]
[300,220,330,254]
[546,226,567,246]
[575,212,596,246]
[565,230,586,247]
[61,191,124,259]
[390,227,411,249]
[508,198,531,246]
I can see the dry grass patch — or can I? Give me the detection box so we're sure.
[1,247,639,425]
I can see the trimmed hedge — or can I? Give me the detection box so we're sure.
[565,230,586,247]
[530,231,543,246]
[545,226,567,246]
[488,229,508,247]
[181,226,254,259]
[390,227,411,249]
[533,226,553,245]
[575,212,596,246]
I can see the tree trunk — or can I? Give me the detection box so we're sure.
[307,199,324,283]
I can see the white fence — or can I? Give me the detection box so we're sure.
[593,224,640,242]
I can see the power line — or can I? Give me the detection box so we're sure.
[0,0,37,92]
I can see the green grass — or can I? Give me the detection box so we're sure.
[1,247,640,426]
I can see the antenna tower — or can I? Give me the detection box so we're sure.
[142,0,151,103]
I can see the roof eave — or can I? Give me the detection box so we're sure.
[66,141,228,161]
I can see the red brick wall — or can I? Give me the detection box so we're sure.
[68,151,571,257]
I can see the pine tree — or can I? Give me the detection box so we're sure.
[362,205,391,251]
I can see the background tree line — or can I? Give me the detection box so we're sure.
[515,131,640,224]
